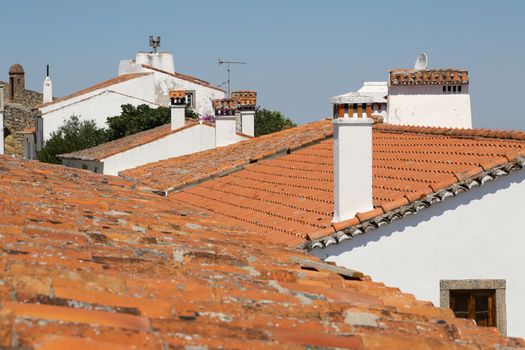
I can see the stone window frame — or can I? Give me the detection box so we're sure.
[440,279,506,336]
[185,90,196,109]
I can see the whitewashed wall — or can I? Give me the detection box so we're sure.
[40,75,157,141]
[102,124,217,176]
[387,84,472,128]
[312,169,525,337]
[62,159,103,173]
[145,68,225,117]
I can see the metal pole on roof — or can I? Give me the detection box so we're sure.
[218,58,246,97]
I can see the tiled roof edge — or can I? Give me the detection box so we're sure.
[375,124,525,141]
[304,156,525,250]
[164,132,334,195]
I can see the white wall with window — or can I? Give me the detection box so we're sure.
[312,168,525,337]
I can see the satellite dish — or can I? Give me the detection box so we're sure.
[414,53,428,70]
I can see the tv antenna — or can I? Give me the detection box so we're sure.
[218,58,246,97]
[149,36,161,54]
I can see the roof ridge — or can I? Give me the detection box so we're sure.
[375,123,525,141]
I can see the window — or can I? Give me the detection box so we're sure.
[458,85,462,92]
[447,86,452,92]
[440,280,506,335]
[443,86,446,93]
[453,86,457,93]
[450,290,495,327]
[185,91,195,108]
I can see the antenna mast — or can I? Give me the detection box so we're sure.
[218,58,246,97]
[149,36,161,54]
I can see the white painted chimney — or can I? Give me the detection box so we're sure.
[332,107,374,222]
[43,65,53,104]
[232,91,257,137]
[214,98,238,147]
[0,86,4,155]
[169,90,186,130]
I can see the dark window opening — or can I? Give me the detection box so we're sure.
[450,290,496,328]
[458,85,462,92]
[453,86,457,93]
[443,86,446,93]
[447,86,452,92]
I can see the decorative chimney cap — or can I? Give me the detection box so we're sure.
[212,98,238,116]
[169,90,186,99]
[232,90,257,109]
[9,64,24,75]
[389,69,468,86]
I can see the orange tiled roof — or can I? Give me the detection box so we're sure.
[1,156,524,348]
[123,120,525,247]
[59,121,200,161]
[389,69,469,85]
[34,73,152,110]
[121,119,333,191]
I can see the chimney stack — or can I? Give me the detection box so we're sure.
[43,65,53,104]
[169,90,186,130]
[232,90,256,137]
[213,98,238,147]
[0,86,4,155]
[332,102,374,223]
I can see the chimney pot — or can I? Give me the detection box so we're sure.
[169,90,186,130]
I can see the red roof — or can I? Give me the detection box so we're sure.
[123,120,525,247]
[1,155,524,348]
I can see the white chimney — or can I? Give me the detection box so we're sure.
[169,90,186,130]
[43,65,53,104]
[214,98,238,147]
[332,104,374,223]
[232,91,257,137]
[0,86,4,155]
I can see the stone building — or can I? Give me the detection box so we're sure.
[0,64,43,158]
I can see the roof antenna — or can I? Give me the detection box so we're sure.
[46,64,50,77]
[218,58,246,98]
[149,36,161,54]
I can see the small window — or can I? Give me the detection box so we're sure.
[443,86,446,93]
[458,85,462,92]
[185,91,195,108]
[82,164,88,170]
[440,279,506,335]
[453,86,457,93]
[447,86,452,92]
[450,290,495,327]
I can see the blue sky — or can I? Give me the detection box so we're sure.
[2,0,524,129]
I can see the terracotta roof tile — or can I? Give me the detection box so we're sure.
[120,120,525,246]
[34,73,152,110]
[2,156,522,347]
[389,69,469,85]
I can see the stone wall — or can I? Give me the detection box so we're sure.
[1,81,42,158]
[3,103,34,158]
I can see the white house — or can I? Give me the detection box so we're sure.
[28,47,225,159]
[331,54,472,129]
[59,90,255,175]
